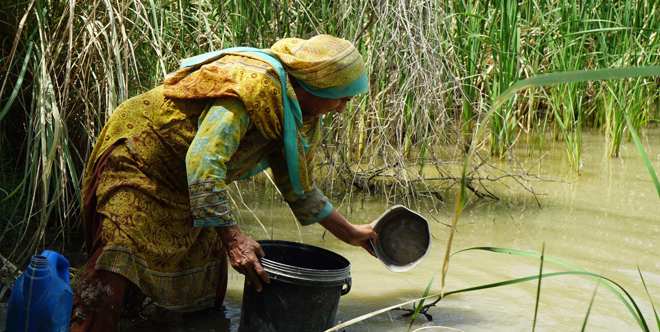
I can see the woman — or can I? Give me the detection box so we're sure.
[71,35,377,331]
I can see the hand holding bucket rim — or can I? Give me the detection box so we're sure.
[221,225,271,292]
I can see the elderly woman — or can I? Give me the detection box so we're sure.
[71,35,377,331]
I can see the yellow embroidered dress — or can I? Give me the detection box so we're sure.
[81,54,332,311]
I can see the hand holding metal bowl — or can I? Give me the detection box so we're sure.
[369,205,431,272]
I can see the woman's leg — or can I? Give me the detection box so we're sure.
[71,248,131,332]
[215,256,229,308]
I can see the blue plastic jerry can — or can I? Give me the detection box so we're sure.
[6,250,73,332]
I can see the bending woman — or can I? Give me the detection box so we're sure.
[71,35,376,331]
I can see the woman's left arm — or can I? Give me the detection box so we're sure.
[268,120,377,256]
[319,209,377,256]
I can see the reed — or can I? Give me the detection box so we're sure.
[489,0,520,158]
[452,0,490,150]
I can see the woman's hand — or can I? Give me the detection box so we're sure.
[320,210,378,257]
[347,223,378,257]
[219,226,270,292]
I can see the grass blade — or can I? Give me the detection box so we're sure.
[451,246,647,330]
[324,293,442,332]
[494,66,660,109]
[624,112,660,198]
[637,267,660,329]
[440,161,469,296]
[581,282,600,332]
[408,274,436,330]
[443,271,649,332]
[532,243,545,332]
[452,246,581,270]
[0,42,33,122]
[325,270,650,332]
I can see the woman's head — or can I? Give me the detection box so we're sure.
[290,79,352,118]
[270,35,368,116]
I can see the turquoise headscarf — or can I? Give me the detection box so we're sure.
[179,36,368,196]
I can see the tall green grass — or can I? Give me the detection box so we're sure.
[1,0,659,265]
[490,0,520,158]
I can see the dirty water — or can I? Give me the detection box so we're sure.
[177,130,659,331]
[3,130,659,332]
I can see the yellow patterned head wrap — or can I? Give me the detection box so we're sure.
[164,35,367,196]
[270,35,367,92]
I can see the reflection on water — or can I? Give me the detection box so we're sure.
[122,307,232,331]
[134,129,660,331]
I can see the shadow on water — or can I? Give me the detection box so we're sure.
[0,303,6,329]
[121,306,234,332]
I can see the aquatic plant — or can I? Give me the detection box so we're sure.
[324,246,659,332]
[489,0,520,158]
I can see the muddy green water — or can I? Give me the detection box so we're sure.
[110,129,658,332]
[200,130,658,332]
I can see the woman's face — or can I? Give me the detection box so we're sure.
[293,85,351,118]
[304,96,351,117]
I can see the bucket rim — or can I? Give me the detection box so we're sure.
[257,240,351,286]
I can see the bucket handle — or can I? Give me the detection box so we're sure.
[341,277,352,296]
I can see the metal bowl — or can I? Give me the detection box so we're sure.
[371,205,431,272]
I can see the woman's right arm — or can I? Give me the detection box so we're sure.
[186,98,269,291]
[186,98,249,227]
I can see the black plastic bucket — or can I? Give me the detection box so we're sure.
[238,240,351,332]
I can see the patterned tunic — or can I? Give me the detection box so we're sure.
[186,98,333,227]
[81,54,333,311]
